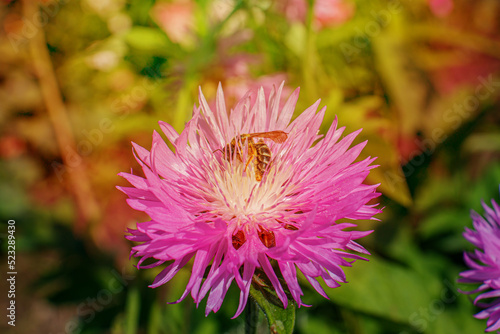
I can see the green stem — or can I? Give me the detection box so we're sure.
[245,298,259,334]
[125,285,140,334]
[22,0,100,234]
[302,0,318,100]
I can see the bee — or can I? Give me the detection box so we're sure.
[216,131,287,181]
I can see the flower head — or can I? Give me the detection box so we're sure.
[459,189,500,332]
[119,83,381,317]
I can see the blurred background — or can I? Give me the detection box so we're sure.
[1,0,500,333]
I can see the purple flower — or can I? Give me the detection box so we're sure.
[459,190,500,332]
[119,83,381,317]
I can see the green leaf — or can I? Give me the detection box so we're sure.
[249,285,296,334]
[463,133,500,153]
[428,279,486,334]
[124,27,171,54]
[418,209,469,239]
[285,23,307,57]
[321,256,442,324]
[297,315,344,334]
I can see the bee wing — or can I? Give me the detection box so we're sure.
[247,131,288,143]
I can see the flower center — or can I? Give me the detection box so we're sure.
[190,146,303,249]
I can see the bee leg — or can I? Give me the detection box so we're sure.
[244,155,254,173]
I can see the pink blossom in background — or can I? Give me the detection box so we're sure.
[314,0,355,28]
[0,134,26,159]
[215,52,259,79]
[205,41,292,109]
[280,0,308,23]
[428,0,454,17]
[120,83,381,316]
[152,1,195,44]
[432,53,500,95]
[279,0,355,29]
[221,74,292,110]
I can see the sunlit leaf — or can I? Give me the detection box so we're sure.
[372,19,427,138]
[124,27,172,54]
[326,96,413,206]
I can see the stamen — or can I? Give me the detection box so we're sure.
[258,225,276,248]
[232,230,246,250]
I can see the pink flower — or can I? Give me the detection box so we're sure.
[152,1,195,45]
[428,0,454,17]
[279,0,308,23]
[313,0,355,28]
[220,74,292,109]
[459,189,500,332]
[279,0,355,29]
[120,83,381,317]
